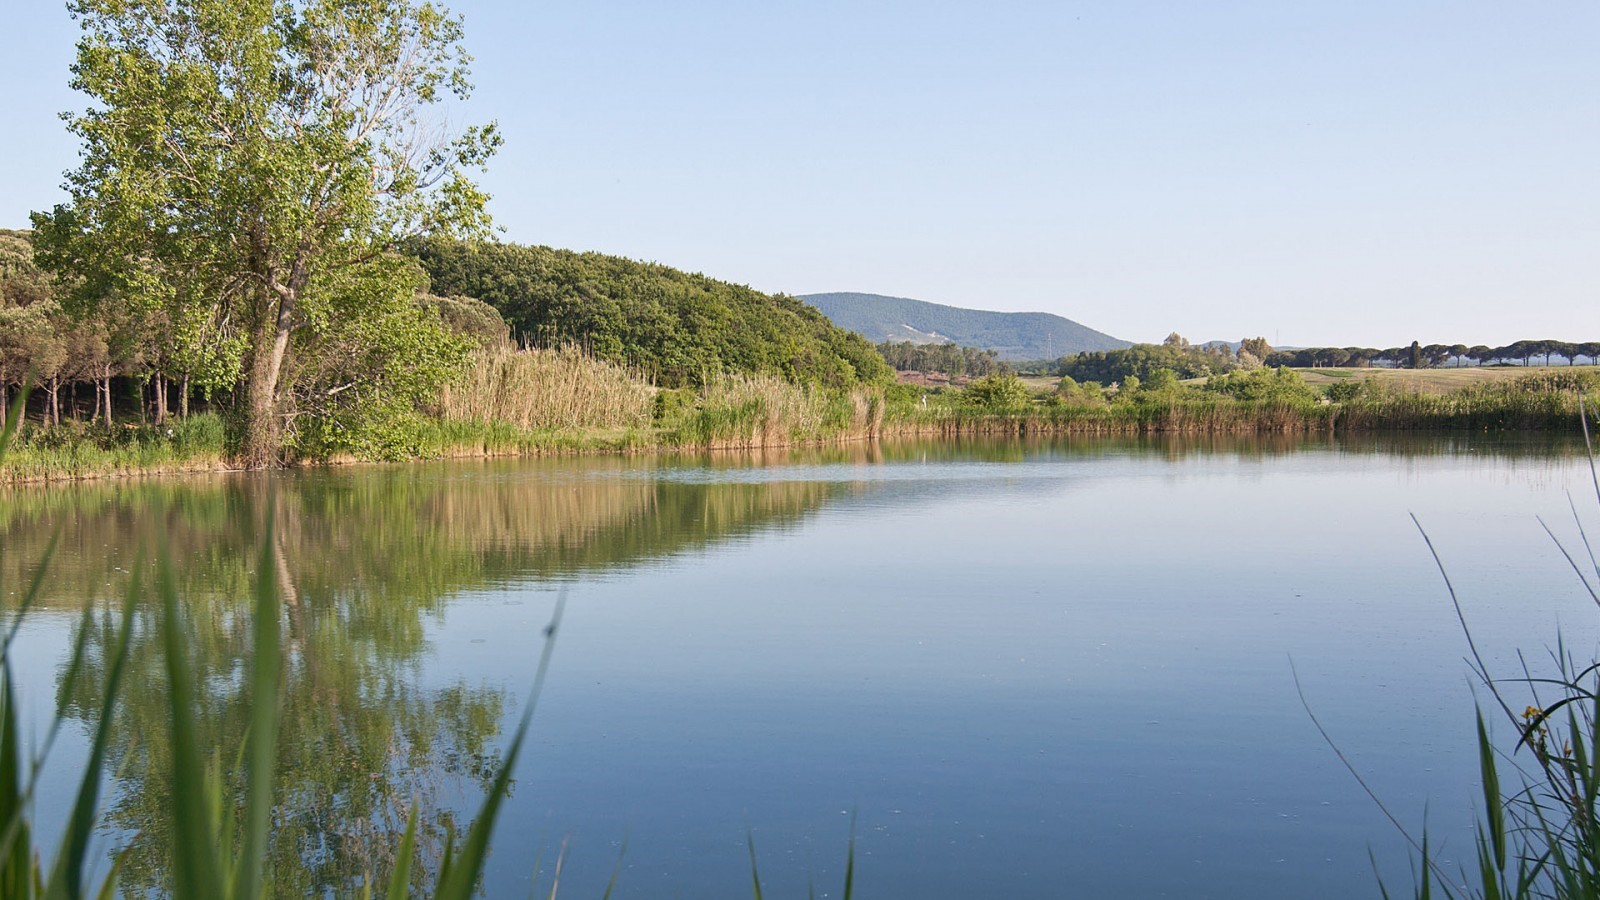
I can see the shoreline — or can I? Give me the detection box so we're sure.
[0,408,1589,486]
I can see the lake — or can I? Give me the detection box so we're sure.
[4,433,1598,898]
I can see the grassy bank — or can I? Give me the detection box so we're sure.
[3,361,1597,484]
[0,414,229,482]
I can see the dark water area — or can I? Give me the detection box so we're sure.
[4,432,1598,897]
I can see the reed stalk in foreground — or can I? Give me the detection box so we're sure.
[1366,400,1600,900]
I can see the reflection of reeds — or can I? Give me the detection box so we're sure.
[0,510,550,897]
[0,462,838,612]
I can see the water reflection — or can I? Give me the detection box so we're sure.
[0,432,1592,895]
[2,460,843,894]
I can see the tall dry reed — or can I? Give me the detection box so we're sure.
[670,375,883,449]
[437,343,653,431]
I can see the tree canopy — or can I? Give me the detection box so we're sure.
[33,0,499,466]
[411,237,892,389]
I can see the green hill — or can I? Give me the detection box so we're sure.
[800,292,1130,360]
[411,239,892,388]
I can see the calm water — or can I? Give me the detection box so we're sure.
[5,433,1600,898]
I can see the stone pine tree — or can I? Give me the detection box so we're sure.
[34,0,499,467]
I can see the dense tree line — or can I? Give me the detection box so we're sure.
[1057,333,1244,385]
[1264,340,1600,369]
[875,341,1007,378]
[1,228,504,457]
[1061,335,1600,386]
[412,237,892,389]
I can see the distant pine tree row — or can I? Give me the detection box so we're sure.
[1263,340,1600,369]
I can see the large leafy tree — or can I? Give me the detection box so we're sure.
[34,0,499,466]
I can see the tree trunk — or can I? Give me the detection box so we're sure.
[154,372,168,426]
[239,287,296,469]
[45,376,60,427]
[101,368,113,427]
[180,373,190,419]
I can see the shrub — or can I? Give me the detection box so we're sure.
[964,373,1032,413]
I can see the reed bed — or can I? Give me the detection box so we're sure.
[881,394,1337,437]
[665,374,883,449]
[1339,372,1599,431]
[437,343,654,432]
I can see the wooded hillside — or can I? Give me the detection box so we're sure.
[413,238,891,388]
[800,291,1130,360]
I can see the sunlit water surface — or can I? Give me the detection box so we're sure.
[5,433,1599,898]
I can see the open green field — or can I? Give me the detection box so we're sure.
[1031,366,1591,395]
[1292,365,1590,393]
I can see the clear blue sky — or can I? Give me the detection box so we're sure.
[2,1,1596,347]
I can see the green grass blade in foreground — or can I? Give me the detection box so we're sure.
[1476,712,1505,874]
[0,380,28,461]
[158,550,226,899]
[600,835,628,900]
[231,504,282,900]
[746,831,764,900]
[385,805,419,900]
[433,593,567,900]
[0,670,32,899]
[43,584,138,900]
[843,812,856,900]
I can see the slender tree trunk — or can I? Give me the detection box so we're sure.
[154,372,168,426]
[45,376,60,427]
[101,368,113,427]
[69,381,78,421]
[180,373,190,419]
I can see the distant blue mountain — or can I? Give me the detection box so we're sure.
[799,292,1130,360]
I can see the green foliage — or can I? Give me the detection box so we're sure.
[875,340,1007,378]
[416,294,510,347]
[411,238,892,389]
[287,261,477,461]
[1204,367,1321,404]
[653,388,697,424]
[1060,341,1234,385]
[33,0,500,466]
[964,373,1033,413]
[1141,368,1180,393]
[1324,379,1364,403]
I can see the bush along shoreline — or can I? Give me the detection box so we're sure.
[0,363,1596,484]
